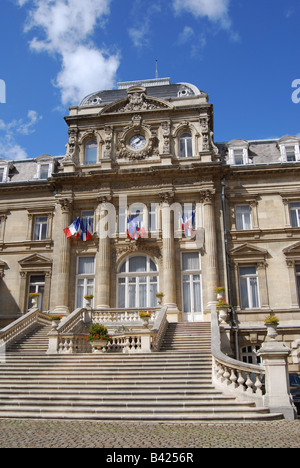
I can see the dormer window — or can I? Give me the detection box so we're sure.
[278,136,300,163]
[0,159,14,183]
[227,140,250,166]
[180,133,193,158]
[35,155,56,180]
[85,141,97,165]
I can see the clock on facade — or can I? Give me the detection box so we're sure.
[129,135,147,150]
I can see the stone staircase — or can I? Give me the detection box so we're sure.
[0,322,283,421]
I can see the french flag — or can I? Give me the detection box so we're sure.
[64,218,81,238]
[80,218,93,242]
[182,211,195,238]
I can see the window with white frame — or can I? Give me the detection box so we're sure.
[33,216,48,241]
[289,202,300,227]
[227,142,250,166]
[240,345,262,365]
[239,266,260,309]
[28,275,45,311]
[0,169,4,183]
[85,140,97,165]
[181,252,202,321]
[179,133,193,158]
[76,257,95,308]
[236,205,252,230]
[117,255,158,309]
[279,143,300,163]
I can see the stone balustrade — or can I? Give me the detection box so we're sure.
[48,306,168,355]
[0,307,50,350]
[211,303,297,420]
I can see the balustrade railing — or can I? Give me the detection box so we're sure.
[0,307,50,349]
[48,306,168,354]
[211,304,265,404]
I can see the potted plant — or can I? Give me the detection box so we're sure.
[214,287,225,300]
[139,310,152,327]
[29,292,40,308]
[49,315,62,329]
[84,294,94,308]
[155,292,164,305]
[86,324,112,353]
[264,315,280,340]
[216,299,230,324]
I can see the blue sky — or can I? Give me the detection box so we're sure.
[0,0,299,160]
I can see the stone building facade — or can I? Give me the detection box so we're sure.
[0,78,299,370]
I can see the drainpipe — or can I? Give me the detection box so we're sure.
[221,178,240,360]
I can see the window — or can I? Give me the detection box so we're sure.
[239,266,260,309]
[28,275,45,311]
[76,257,95,308]
[233,149,244,165]
[81,210,94,234]
[286,146,296,162]
[180,133,193,158]
[236,205,252,230]
[85,140,97,165]
[117,255,158,309]
[289,202,300,228]
[33,216,48,241]
[181,252,202,321]
[279,142,300,163]
[40,164,50,180]
[241,345,262,365]
[0,169,4,183]
[149,204,157,233]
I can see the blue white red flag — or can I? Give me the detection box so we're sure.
[64,218,81,238]
[127,214,146,240]
[182,211,195,237]
[80,218,93,242]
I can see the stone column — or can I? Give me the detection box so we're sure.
[161,193,179,322]
[95,202,111,309]
[202,190,219,309]
[258,332,297,420]
[52,199,72,315]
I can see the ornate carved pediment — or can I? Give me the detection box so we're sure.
[101,86,173,115]
[283,242,300,265]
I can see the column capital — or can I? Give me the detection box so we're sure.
[159,191,175,205]
[58,198,73,214]
[200,189,216,204]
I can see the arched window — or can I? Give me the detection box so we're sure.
[180,133,193,158]
[117,255,158,309]
[85,140,97,165]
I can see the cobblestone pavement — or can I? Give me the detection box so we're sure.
[0,418,299,448]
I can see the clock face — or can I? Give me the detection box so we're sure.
[129,135,146,150]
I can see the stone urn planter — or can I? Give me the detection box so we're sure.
[216,299,230,324]
[155,292,164,305]
[264,315,280,340]
[29,292,40,309]
[50,315,62,330]
[139,311,152,328]
[84,295,94,309]
[91,340,109,353]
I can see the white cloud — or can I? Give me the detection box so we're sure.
[18,0,120,105]
[0,110,42,160]
[173,0,232,29]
